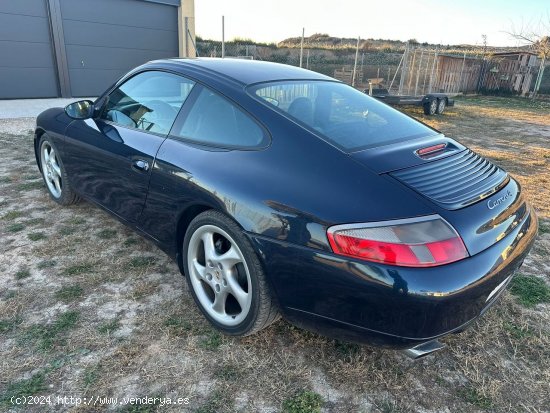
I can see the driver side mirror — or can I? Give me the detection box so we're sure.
[64,100,94,120]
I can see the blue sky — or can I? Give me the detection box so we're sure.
[195,0,548,46]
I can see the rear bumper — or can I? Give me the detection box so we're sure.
[248,205,537,348]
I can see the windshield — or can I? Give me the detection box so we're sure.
[249,80,437,152]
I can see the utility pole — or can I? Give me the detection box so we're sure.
[221,15,225,58]
[299,28,305,67]
[352,36,360,87]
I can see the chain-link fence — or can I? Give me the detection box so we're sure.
[195,39,405,91]
[191,35,547,97]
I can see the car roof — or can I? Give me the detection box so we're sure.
[153,57,334,86]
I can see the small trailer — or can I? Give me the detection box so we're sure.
[356,45,457,116]
[365,84,454,115]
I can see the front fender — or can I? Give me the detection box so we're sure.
[34,107,73,169]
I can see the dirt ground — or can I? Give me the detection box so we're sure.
[0,96,549,413]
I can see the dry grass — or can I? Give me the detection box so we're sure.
[0,98,549,412]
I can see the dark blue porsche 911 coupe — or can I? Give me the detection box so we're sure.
[35,58,537,358]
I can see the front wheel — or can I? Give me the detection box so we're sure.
[38,135,80,205]
[183,210,279,336]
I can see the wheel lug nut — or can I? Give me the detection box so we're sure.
[215,284,220,292]
[222,279,227,287]
[217,263,223,270]
[206,274,212,281]
[207,260,213,268]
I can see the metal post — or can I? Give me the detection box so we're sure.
[299,28,305,68]
[414,49,424,96]
[306,50,310,69]
[352,36,360,87]
[184,16,189,57]
[221,15,225,58]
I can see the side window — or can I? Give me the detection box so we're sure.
[101,71,195,135]
[174,87,265,148]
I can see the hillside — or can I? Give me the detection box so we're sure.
[278,33,532,56]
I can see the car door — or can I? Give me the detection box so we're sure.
[62,70,195,223]
[139,84,270,249]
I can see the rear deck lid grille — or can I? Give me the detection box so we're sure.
[390,149,508,210]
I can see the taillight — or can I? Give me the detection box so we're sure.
[327,215,468,267]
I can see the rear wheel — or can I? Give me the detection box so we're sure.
[436,98,446,114]
[38,135,79,205]
[423,99,438,115]
[183,210,279,336]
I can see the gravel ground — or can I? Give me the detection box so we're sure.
[0,97,549,413]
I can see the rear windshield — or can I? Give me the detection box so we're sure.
[249,80,437,152]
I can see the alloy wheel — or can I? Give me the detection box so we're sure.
[40,141,62,198]
[187,224,252,326]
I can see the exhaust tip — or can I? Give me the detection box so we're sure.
[402,339,445,360]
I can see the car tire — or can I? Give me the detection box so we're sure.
[38,135,80,205]
[423,99,438,115]
[183,210,280,336]
[436,98,446,114]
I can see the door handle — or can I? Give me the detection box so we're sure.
[132,159,150,172]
